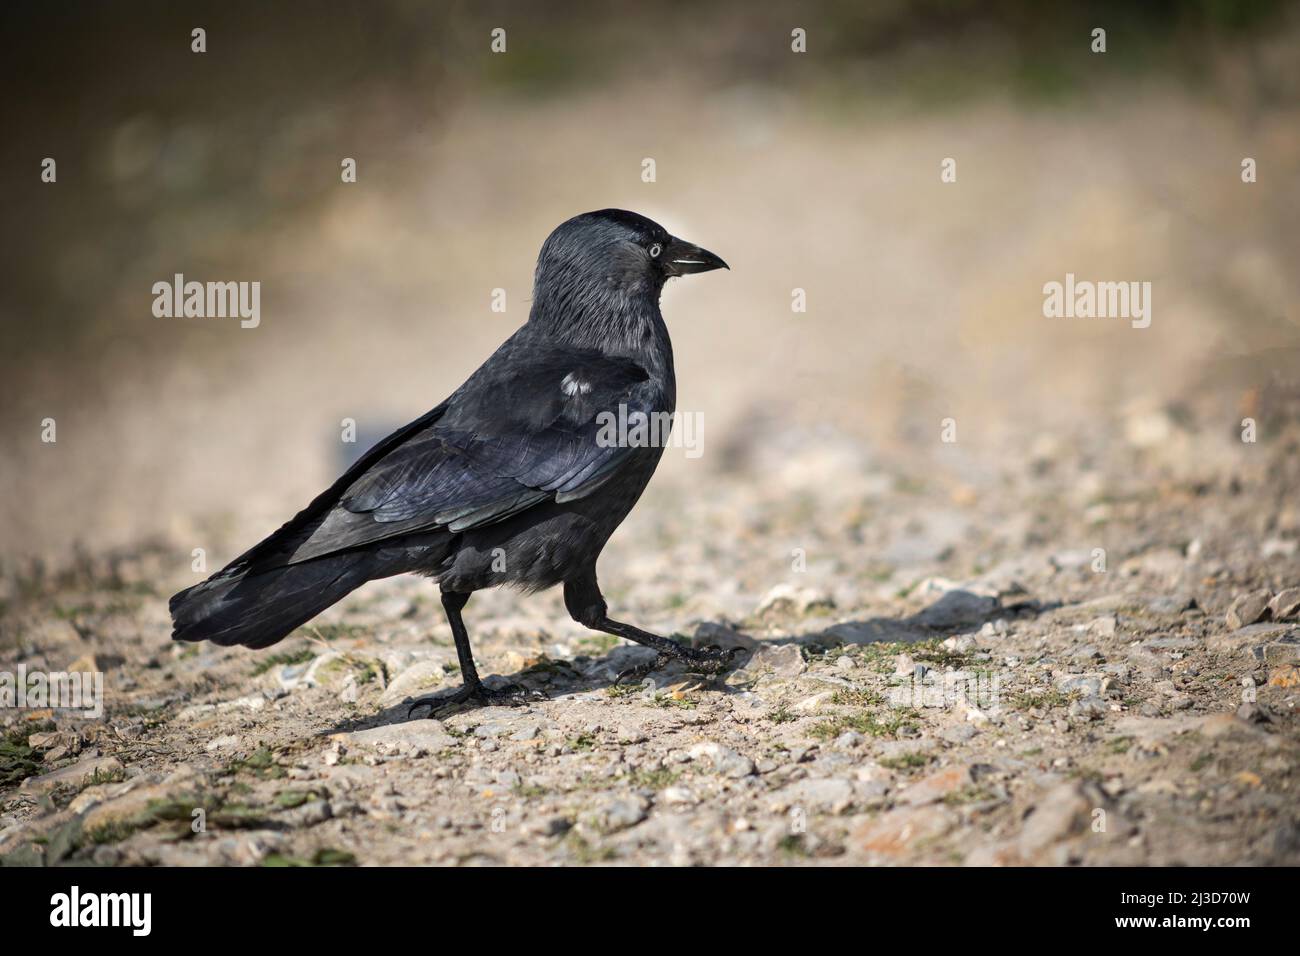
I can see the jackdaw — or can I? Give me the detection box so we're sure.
[170,209,731,712]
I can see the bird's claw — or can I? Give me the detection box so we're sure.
[614,644,740,687]
[407,682,546,719]
[614,652,675,687]
[685,644,742,678]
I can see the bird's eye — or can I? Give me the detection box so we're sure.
[648,243,662,258]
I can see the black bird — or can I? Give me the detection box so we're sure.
[170,209,732,712]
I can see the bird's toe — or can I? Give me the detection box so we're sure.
[614,651,675,687]
[687,644,742,677]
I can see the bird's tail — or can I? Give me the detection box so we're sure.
[170,551,389,649]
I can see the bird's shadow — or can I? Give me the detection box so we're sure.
[323,588,1054,736]
[800,587,1055,649]
[322,644,733,737]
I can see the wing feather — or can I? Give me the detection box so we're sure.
[278,341,659,565]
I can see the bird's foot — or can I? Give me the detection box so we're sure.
[407,681,545,719]
[613,644,740,687]
[614,652,676,687]
[684,644,742,678]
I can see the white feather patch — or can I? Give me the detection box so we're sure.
[561,372,592,397]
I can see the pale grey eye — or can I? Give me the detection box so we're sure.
[648,243,662,258]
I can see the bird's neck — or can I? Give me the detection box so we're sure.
[529,281,674,377]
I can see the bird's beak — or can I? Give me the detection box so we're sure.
[663,236,729,276]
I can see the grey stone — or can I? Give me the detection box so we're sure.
[686,742,755,778]
[1068,696,1108,720]
[1226,589,1272,630]
[768,777,854,813]
[1236,703,1270,724]
[914,589,999,630]
[740,643,806,679]
[284,799,332,827]
[940,723,977,743]
[587,794,649,832]
[1254,634,1300,665]
[755,583,835,618]
[509,723,542,742]
[1147,593,1196,615]
[381,660,448,706]
[338,722,457,757]
[693,622,758,652]
[1088,615,1117,637]
[1051,549,1094,570]
[20,756,124,795]
[1018,782,1092,856]
[1056,674,1103,696]
[942,634,976,653]
[1207,621,1290,654]
[1268,588,1300,621]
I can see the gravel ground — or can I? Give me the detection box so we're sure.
[3,409,1299,867]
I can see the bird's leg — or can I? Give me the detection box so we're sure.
[564,573,738,685]
[408,590,542,718]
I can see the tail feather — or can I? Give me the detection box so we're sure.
[170,551,381,649]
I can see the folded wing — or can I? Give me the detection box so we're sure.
[232,343,658,573]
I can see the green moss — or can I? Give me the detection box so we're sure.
[304,623,370,642]
[625,768,680,790]
[86,792,221,845]
[809,707,920,740]
[565,831,616,864]
[249,647,316,677]
[907,638,978,669]
[274,789,320,809]
[831,686,884,708]
[768,705,797,724]
[227,747,286,780]
[857,641,914,673]
[1009,689,1073,711]
[778,834,810,857]
[942,785,995,805]
[0,731,43,789]
[291,652,384,691]
[86,765,127,787]
[651,693,697,710]
[879,752,933,770]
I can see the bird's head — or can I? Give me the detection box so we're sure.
[533,209,728,308]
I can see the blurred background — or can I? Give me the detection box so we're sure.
[2,0,1299,575]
